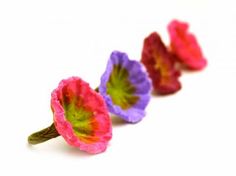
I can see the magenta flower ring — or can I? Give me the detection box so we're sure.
[28,77,112,154]
[99,51,152,123]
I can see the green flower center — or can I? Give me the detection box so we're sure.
[62,93,98,143]
[106,64,139,110]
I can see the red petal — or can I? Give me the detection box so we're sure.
[51,77,112,154]
[168,20,207,70]
[141,32,181,95]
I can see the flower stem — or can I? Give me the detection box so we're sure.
[28,123,60,145]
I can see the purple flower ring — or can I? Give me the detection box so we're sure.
[99,51,152,123]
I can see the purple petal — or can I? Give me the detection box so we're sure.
[99,51,152,123]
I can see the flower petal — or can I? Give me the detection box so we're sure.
[51,77,112,154]
[168,19,207,70]
[99,51,151,123]
[141,32,181,95]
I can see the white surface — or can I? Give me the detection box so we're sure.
[0,0,236,175]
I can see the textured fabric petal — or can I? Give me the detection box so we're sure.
[99,51,151,123]
[51,77,112,154]
[168,19,207,70]
[141,32,181,95]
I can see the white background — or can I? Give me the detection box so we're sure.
[0,0,236,175]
